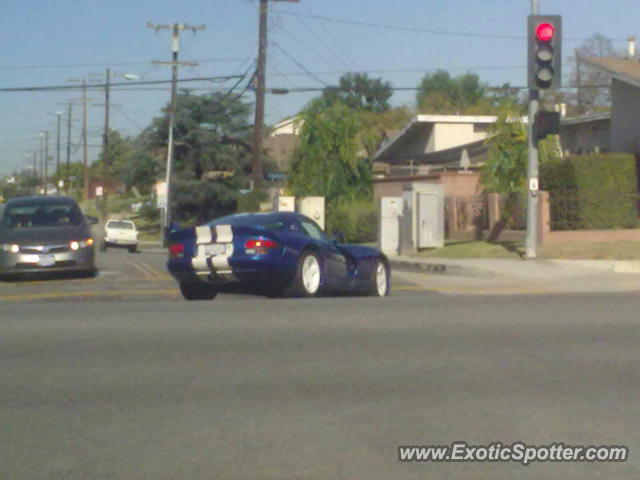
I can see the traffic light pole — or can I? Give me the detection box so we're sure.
[525,0,540,259]
[525,90,539,259]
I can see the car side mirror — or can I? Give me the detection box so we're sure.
[332,231,345,244]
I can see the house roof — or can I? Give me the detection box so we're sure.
[561,112,611,126]
[581,56,640,88]
[374,114,498,160]
[377,139,487,167]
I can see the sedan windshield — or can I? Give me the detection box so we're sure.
[2,202,84,229]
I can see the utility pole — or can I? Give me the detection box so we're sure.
[82,79,89,201]
[251,0,299,191]
[55,112,62,194]
[43,131,50,195]
[66,102,72,193]
[148,21,204,244]
[38,133,45,189]
[575,49,582,112]
[525,0,540,259]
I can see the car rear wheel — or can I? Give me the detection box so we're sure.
[290,251,322,297]
[368,258,389,297]
[128,245,137,253]
[179,281,218,301]
[100,242,107,252]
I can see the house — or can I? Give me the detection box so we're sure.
[559,113,611,156]
[263,134,300,172]
[269,116,303,136]
[581,55,640,153]
[372,115,500,201]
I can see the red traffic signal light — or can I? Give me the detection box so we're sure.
[528,15,562,90]
[535,23,554,42]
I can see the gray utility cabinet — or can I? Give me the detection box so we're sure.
[402,183,445,249]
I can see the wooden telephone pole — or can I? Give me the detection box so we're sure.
[251,0,299,190]
[147,22,204,243]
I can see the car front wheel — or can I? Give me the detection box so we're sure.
[179,281,218,301]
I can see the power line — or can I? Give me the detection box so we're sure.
[0,75,243,93]
[272,43,329,86]
[0,58,249,71]
[277,11,628,43]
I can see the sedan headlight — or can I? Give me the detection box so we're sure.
[70,238,94,251]
[0,244,20,253]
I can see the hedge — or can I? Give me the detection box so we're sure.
[540,153,640,230]
[326,200,378,243]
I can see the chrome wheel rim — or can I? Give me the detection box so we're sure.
[375,262,387,296]
[302,255,321,294]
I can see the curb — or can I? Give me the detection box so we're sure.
[390,260,447,274]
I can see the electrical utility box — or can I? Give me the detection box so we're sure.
[378,197,403,255]
[297,196,326,230]
[402,183,445,249]
[273,196,295,212]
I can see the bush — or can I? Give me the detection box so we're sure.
[540,154,640,230]
[237,190,269,213]
[139,202,160,222]
[327,200,377,243]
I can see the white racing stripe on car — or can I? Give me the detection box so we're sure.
[211,225,233,271]
[195,225,212,244]
[215,224,232,243]
[192,225,213,271]
[191,224,234,273]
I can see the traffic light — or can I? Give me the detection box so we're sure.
[534,110,560,142]
[528,15,562,90]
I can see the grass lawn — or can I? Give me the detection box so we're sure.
[418,240,640,260]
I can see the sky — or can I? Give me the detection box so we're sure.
[0,0,637,176]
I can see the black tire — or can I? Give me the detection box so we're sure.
[179,281,218,301]
[367,258,390,297]
[128,244,138,253]
[100,242,107,252]
[287,250,322,298]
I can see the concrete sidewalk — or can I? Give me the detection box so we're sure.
[390,255,640,295]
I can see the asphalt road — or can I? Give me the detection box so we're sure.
[2,279,639,479]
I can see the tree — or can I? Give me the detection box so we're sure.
[321,73,393,113]
[51,162,85,194]
[571,33,619,113]
[359,106,413,157]
[146,91,255,222]
[481,101,557,239]
[289,99,368,202]
[416,71,487,113]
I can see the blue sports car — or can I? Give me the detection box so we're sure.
[166,211,390,300]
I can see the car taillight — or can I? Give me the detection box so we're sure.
[169,243,185,258]
[245,238,278,255]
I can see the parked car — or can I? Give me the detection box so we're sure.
[102,219,138,253]
[167,211,390,300]
[0,195,96,278]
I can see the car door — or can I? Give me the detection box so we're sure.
[299,218,348,287]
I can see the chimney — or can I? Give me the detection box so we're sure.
[628,35,636,59]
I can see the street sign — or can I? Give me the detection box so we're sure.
[156,181,167,209]
[96,186,103,197]
[529,178,539,192]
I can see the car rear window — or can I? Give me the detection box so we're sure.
[208,214,287,231]
[2,202,84,229]
[107,221,134,230]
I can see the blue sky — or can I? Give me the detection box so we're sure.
[0,0,637,175]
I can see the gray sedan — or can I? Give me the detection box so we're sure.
[0,195,96,278]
